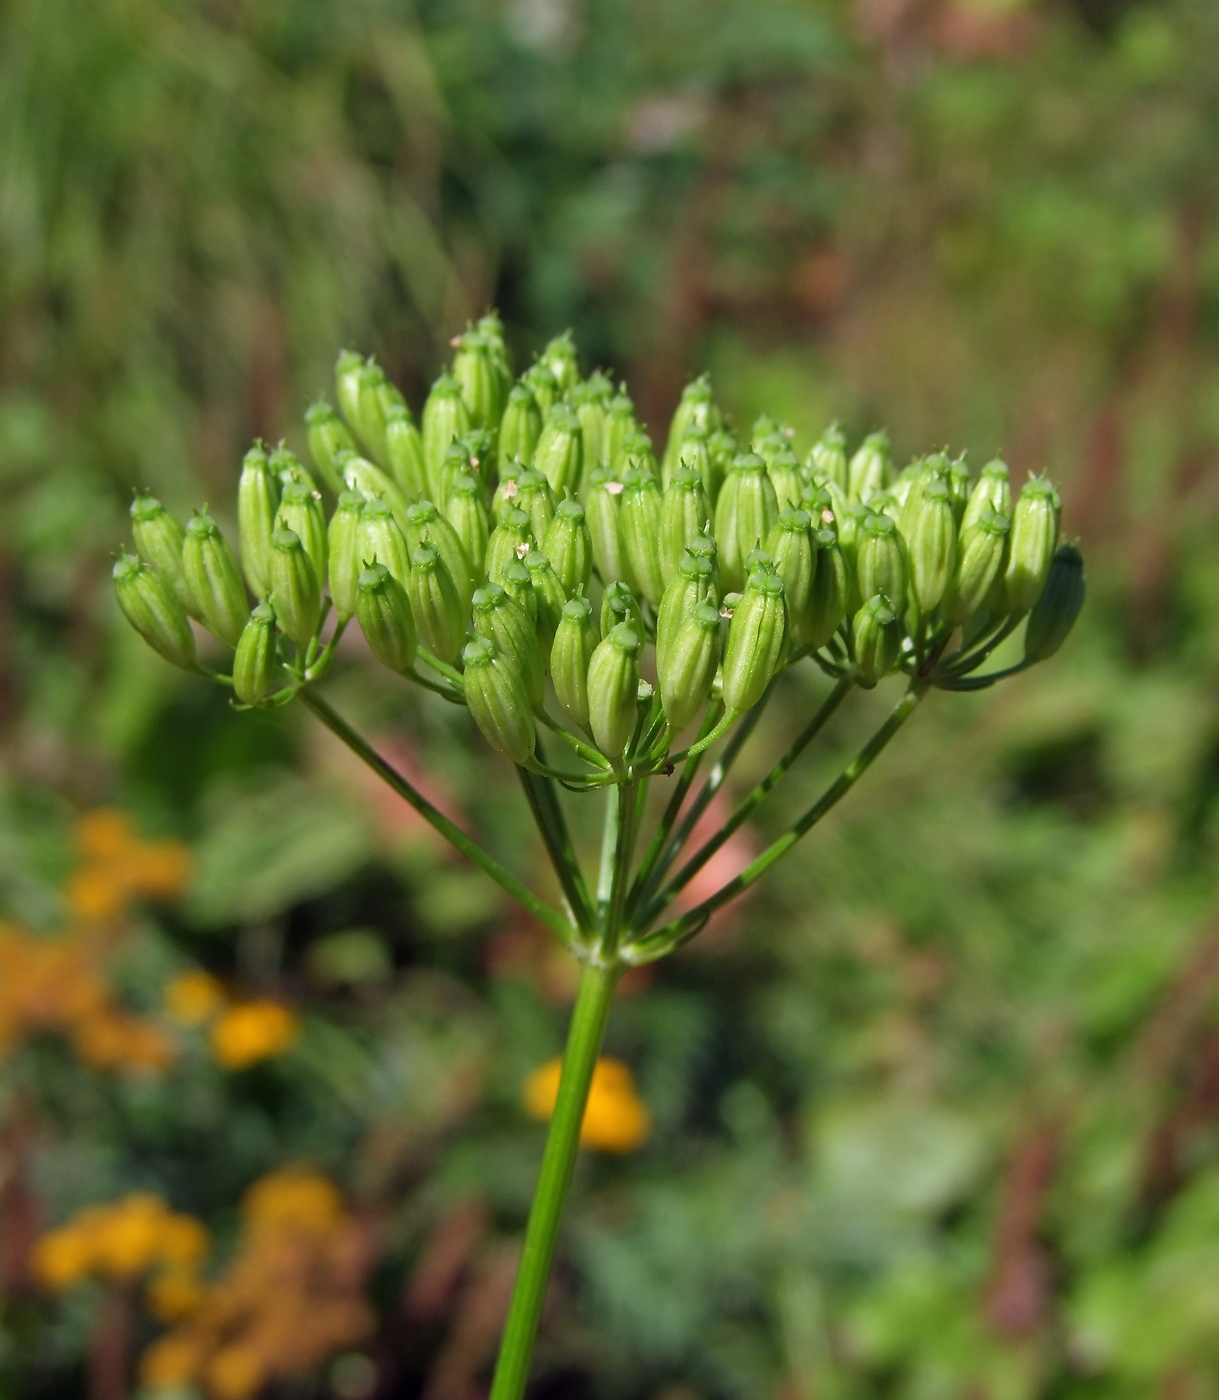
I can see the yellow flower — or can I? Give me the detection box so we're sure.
[242,1170,343,1236]
[31,1225,95,1291]
[165,970,227,1026]
[523,1056,650,1153]
[206,1346,267,1400]
[141,1333,206,1392]
[146,1268,208,1322]
[92,1193,171,1279]
[210,1001,298,1070]
[33,1195,211,1292]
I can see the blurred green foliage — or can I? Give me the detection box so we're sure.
[4,0,1219,1398]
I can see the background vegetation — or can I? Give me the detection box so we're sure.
[3,0,1219,1397]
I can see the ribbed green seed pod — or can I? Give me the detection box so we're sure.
[806,528,848,648]
[477,310,514,401]
[962,458,1012,534]
[656,552,715,662]
[706,429,737,504]
[350,359,401,466]
[444,471,491,582]
[904,479,957,618]
[750,414,781,453]
[620,467,665,607]
[500,559,538,627]
[766,508,814,643]
[658,600,721,734]
[837,502,872,612]
[659,464,709,586]
[1024,542,1085,662]
[182,512,249,647]
[767,447,804,511]
[406,542,466,666]
[583,465,628,587]
[570,375,611,471]
[384,405,428,501]
[600,580,644,641]
[847,431,892,506]
[896,455,948,538]
[722,570,788,715]
[335,350,366,442]
[853,594,902,687]
[542,496,593,595]
[421,374,472,501]
[268,526,321,648]
[550,595,598,731]
[233,603,282,705]
[130,494,189,610]
[486,506,535,588]
[113,553,196,669]
[275,480,327,583]
[358,497,412,584]
[856,513,907,615]
[234,448,279,600]
[471,583,544,707]
[603,393,638,474]
[587,623,642,760]
[462,637,536,766]
[404,500,475,611]
[620,428,659,483]
[671,427,715,505]
[305,401,355,496]
[453,330,506,430]
[662,375,721,482]
[498,383,543,474]
[522,362,559,421]
[515,468,555,544]
[807,423,849,493]
[945,509,1011,625]
[524,550,568,651]
[356,563,418,675]
[269,444,315,491]
[714,453,780,595]
[437,441,473,514]
[339,453,412,530]
[947,458,971,524]
[327,490,365,619]
[1005,477,1061,617]
[541,331,580,395]
[533,404,584,497]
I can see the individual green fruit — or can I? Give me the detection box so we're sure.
[583,465,629,588]
[541,331,580,394]
[486,506,536,588]
[766,447,804,511]
[1024,542,1085,662]
[1005,476,1061,617]
[571,374,612,469]
[805,528,848,648]
[662,375,721,482]
[962,458,1012,534]
[384,404,429,501]
[471,582,544,708]
[406,541,467,666]
[269,444,315,491]
[462,636,536,765]
[444,471,491,584]
[587,622,643,760]
[542,496,593,595]
[522,362,560,420]
[603,393,638,475]
[619,427,659,482]
[515,467,556,545]
[275,480,328,583]
[350,359,402,466]
[327,490,365,619]
[847,430,891,505]
[305,400,356,496]
[807,423,849,493]
[233,602,282,705]
[113,553,196,670]
[339,453,412,531]
[130,494,189,610]
[404,499,475,610]
[714,453,779,595]
[533,403,584,497]
[852,593,902,687]
[721,569,788,715]
[656,551,716,662]
[492,458,528,519]
[659,464,709,586]
[673,428,716,505]
[498,382,543,474]
[658,600,722,734]
[268,525,322,649]
[600,580,644,642]
[903,479,957,618]
[334,349,366,442]
[182,511,249,648]
[500,559,539,626]
[452,329,506,430]
[766,508,815,643]
[235,446,280,599]
[945,508,1011,625]
[550,595,598,731]
[356,562,418,675]
[357,497,412,584]
[620,467,665,607]
[421,373,472,500]
[524,549,568,651]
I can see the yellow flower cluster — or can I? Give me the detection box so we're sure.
[32,1193,209,1293]
[66,809,191,923]
[523,1056,650,1153]
[0,810,190,1071]
[140,1170,374,1400]
[163,972,298,1070]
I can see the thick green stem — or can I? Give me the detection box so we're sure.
[488,959,621,1400]
[627,682,927,961]
[642,678,852,925]
[299,688,572,942]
